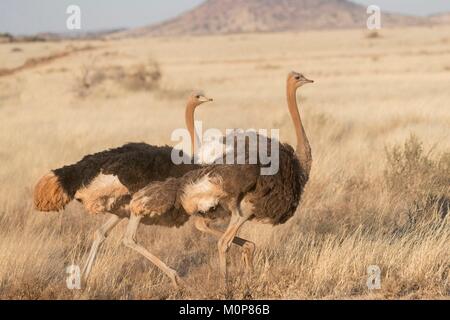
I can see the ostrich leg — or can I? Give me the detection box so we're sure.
[82,214,121,281]
[194,217,255,273]
[217,208,251,284]
[123,214,182,288]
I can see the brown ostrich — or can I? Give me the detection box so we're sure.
[130,71,314,284]
[33,92,214,283]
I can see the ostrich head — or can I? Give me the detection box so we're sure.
[189,91,213,108]
[287,71,314,89]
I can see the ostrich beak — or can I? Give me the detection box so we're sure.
[302,77,314,84]
[200,96,213,103]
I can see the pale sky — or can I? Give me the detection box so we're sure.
[1,0,450,35]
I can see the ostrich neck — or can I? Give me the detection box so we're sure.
[185,103,199,157]
[287,86,312,176]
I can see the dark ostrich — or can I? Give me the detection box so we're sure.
[33,92,214,284]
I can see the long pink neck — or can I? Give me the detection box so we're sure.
[185,102,196,157]
[287,85,312,176]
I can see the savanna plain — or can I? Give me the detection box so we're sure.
[0,26,449,299]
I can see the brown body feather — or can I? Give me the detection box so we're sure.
[247,143,307,224]
[130,178,190,227]
[180,141,307,225]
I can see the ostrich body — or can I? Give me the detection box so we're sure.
[130,72,314,283]
[33,92,212,284]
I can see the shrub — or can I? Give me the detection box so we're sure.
[75,58,162,97]
[366,31,381,39]
[384,134,450,220]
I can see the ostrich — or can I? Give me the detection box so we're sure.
[33,91,255,287]
[130,71,314,283]
[33,92,212,283]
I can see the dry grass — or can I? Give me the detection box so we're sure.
[0,26,449,300]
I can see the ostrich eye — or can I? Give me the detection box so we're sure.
[196,95,200,99]
[295,76,300,80]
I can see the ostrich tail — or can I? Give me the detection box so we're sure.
[33,172,72,212]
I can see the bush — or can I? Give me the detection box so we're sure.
[75,58,162,97]
[384,134,450,220]
[366,31,381,39]
[123,61,161,91]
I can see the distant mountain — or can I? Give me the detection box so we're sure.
[0,28,126,43]
[430,12,450,25]
[121,0,428,37]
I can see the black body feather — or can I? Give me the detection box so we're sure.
[53,143,198,197]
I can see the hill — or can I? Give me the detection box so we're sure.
[123,0,427,37]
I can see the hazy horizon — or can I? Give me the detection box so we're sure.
[1,0,450,35]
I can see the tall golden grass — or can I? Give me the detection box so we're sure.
[0,26,449,299]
